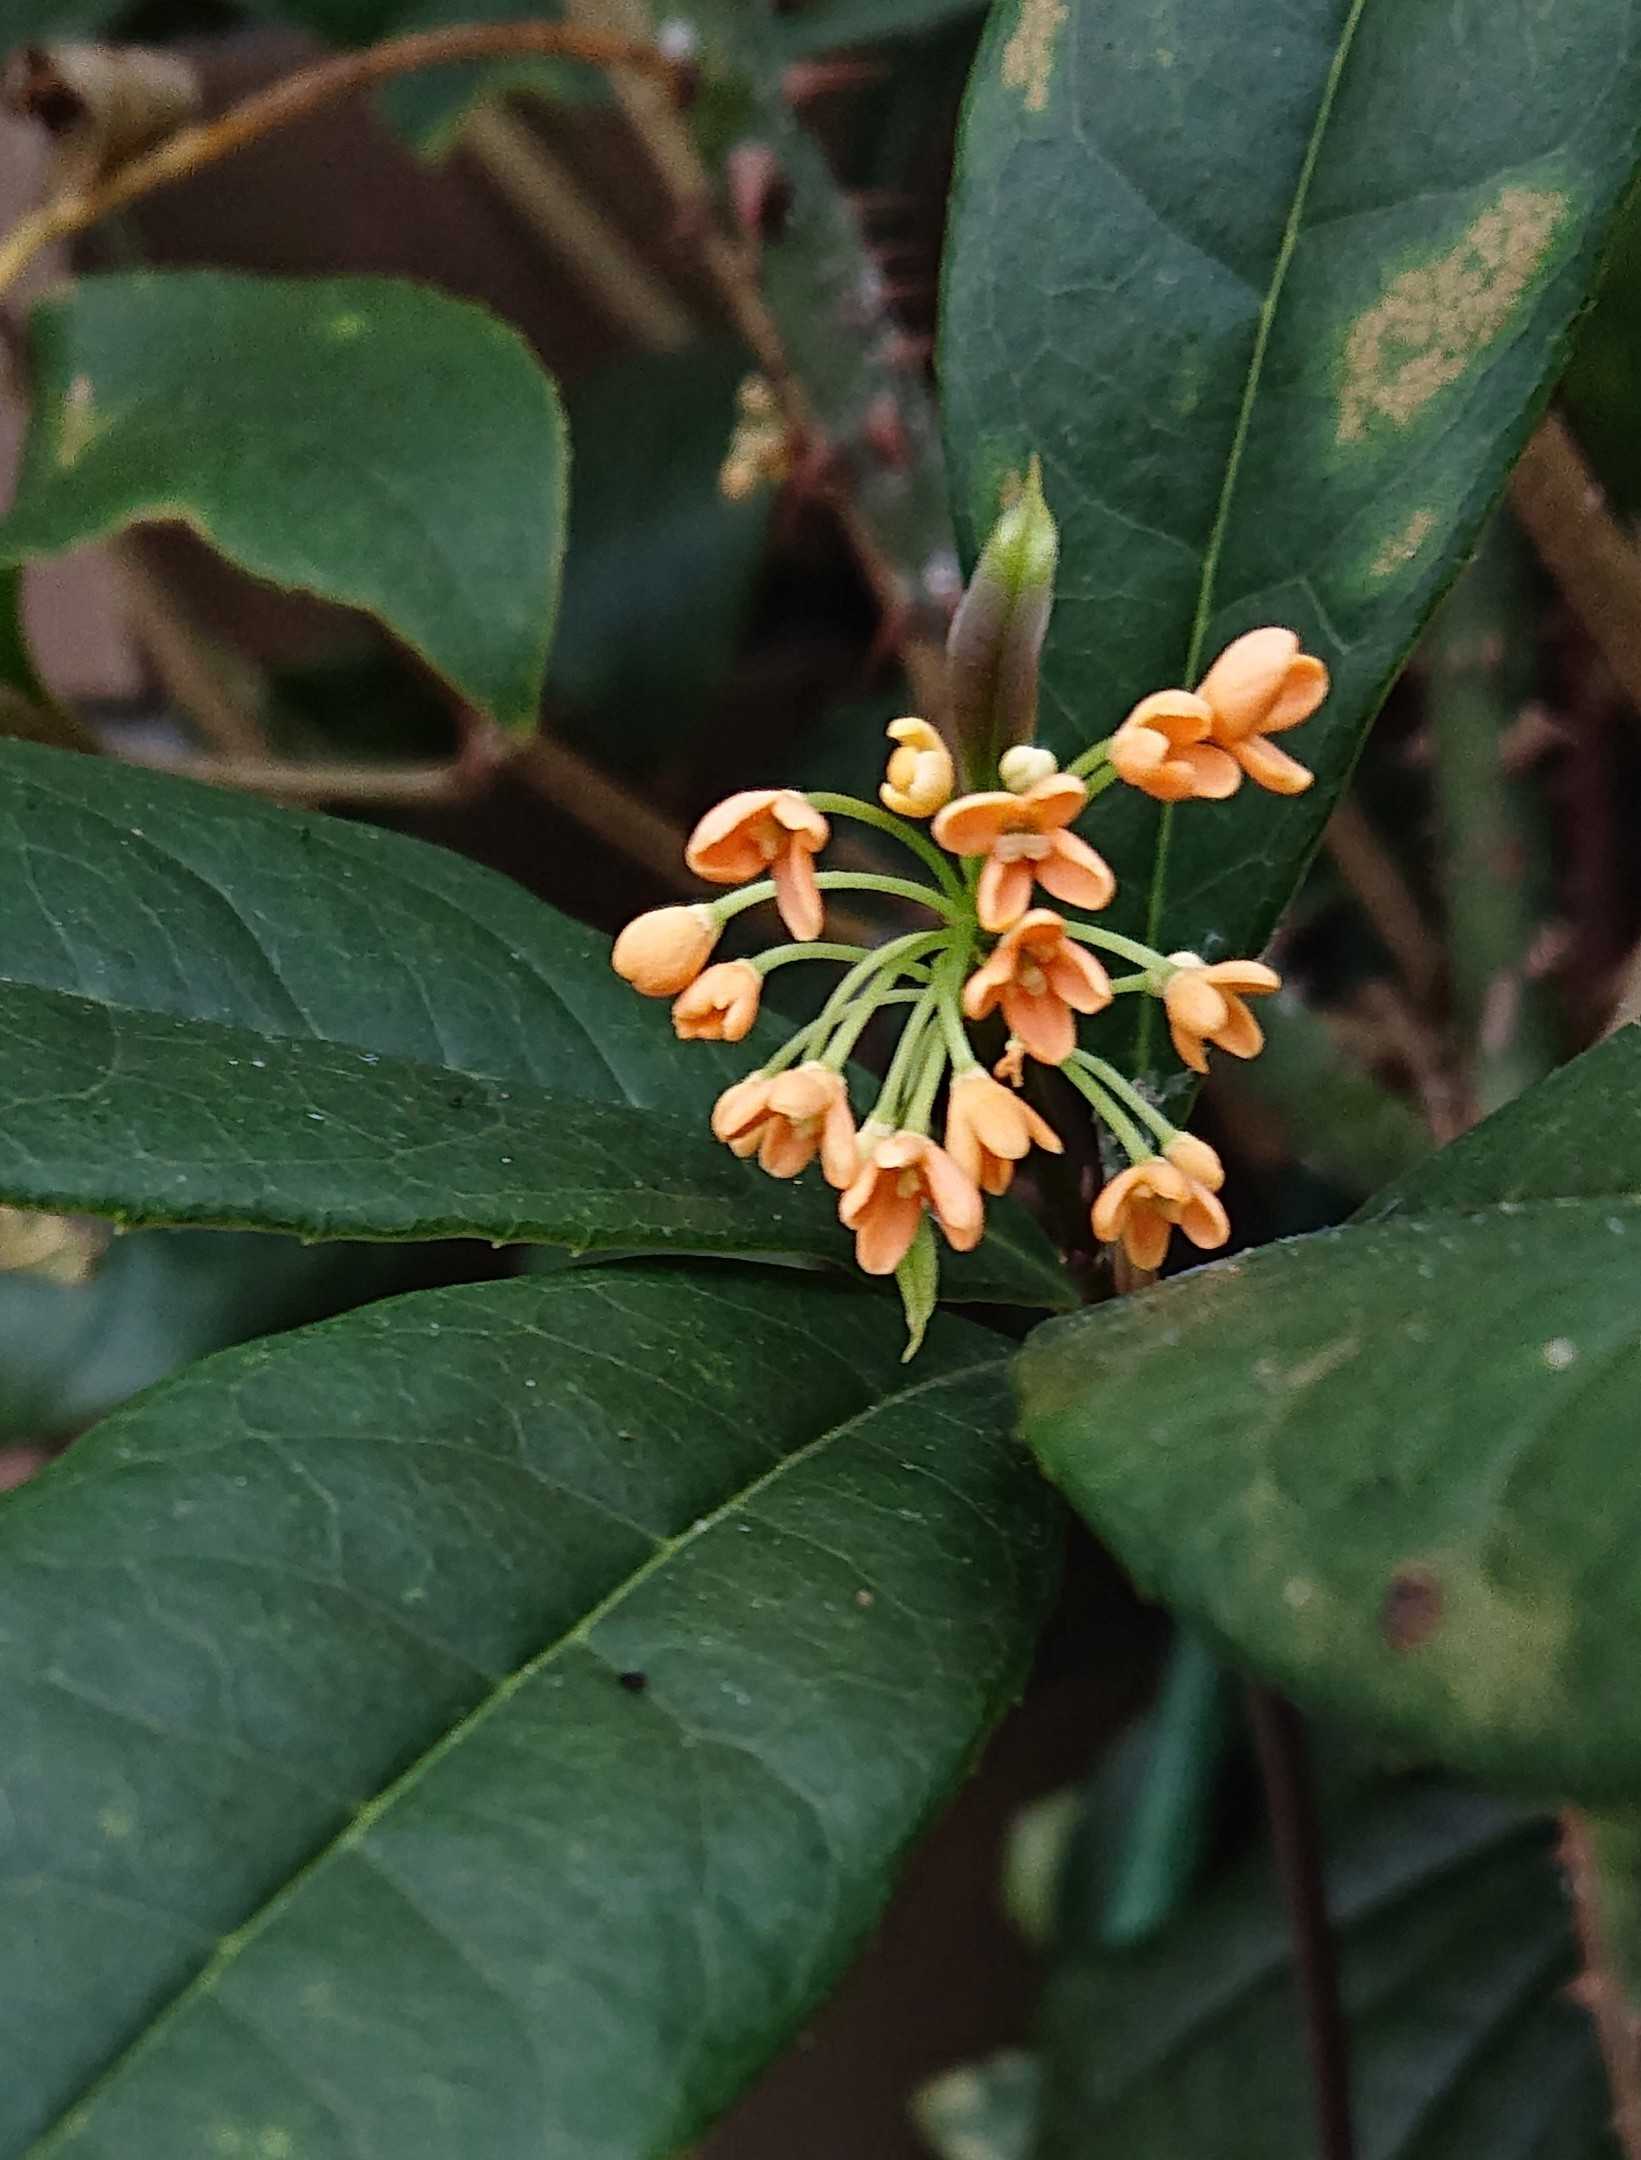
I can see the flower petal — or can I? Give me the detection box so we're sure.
[978,853,1034,932]
[1002,983,1076,1065]
[1233,734,1314,795]
[854,1187,924,1275]
[1180,744,1242,799]
[962,951,1012,1022]
[1039,831,1116,912]
[1211,994,1266,1061]
[685,788,780,882]
[1197,628,1298,737]
[773,844,825,940]
[1202,960,1281,994]
[932,792,1016,855]
[1119,690,1213,745]
[1178,1187,1231,1250]
[1123,1207,1172,1272]
[711,1075,774,1143]
[922,1143,985,1251]
[1046,938,1112,1014]
[1020,772,1090,832]
[1264,654,1330,733]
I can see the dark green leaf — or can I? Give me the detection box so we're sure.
[0,1266,1059,2155]
[1036,1783,1612,2158]
[0,743,1069,1301]
[942,0,1641,1074]
[0,274,566,732]
[1021,1197,1641,1796]
[1365,1023,1641,1218]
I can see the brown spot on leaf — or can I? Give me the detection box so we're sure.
[1381,1566,1443,1651]
[1338,189,1566,445]
[1002,0,1068,114]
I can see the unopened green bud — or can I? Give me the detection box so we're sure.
[946,456,1059,790]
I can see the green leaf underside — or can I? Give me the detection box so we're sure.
[1021,1198,1641,1797]
[942,0,1641,1073]
[0,1268,1060,2156]
[1037,1783,1611,2158]
[0,741,1067,1302]
[0,274,566,732]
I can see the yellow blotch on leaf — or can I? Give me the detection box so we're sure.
[1338,188,1567,445]
[1002,0,1069,114]
[1370,507,1437,581]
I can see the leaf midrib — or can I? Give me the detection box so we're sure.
[1137,0,1373,1067]
[23,1349,1008,2156]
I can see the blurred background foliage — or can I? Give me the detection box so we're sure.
[4,2,1641,2151]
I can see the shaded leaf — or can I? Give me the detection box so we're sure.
[0,1225,425,1443]
[0,273,566,732]
[1036,1783,1611,2158]
[942,0,1641,1074]
[776,0,984,59]
[1021,1197,1641,1795]
[0,1266,1060,2155]
[0,744,1068,1301]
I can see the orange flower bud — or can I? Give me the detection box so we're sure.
[612,903,719,996]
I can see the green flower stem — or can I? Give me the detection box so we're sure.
[1062,920,1170,972]
[1078,1055,1176,1147]
[870,985,941,1126]
[934,941,980,1074]
[804,792,966,900]
[1060,1057,1152,1163]
[820,968,927,1072]
[710,870,961,925]
[901,1031,951,1137]
[751,942,871,976]
[1067,735,1114,781]
[1106,971,1154,995]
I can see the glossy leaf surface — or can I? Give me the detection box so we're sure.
[942,0,1641,1071]
[0,274,566,732]
[0,1267,1060,2156]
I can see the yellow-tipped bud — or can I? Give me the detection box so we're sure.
[612,903,719,997]
[880,716,955,818]
[998,744,1058,793]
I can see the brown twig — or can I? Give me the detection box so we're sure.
[1324,795,1445,1007]
[1511,412,1641,717]
[132,748,499,806]
[1245,1685,1356,2160]
[1561,1812,1641,2160]
[565,0,950,721]
[0,21,685,300]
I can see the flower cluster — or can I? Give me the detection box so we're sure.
[611,468,1326,1344]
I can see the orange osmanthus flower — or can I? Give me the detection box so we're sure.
[673,959,762,1042]
[611,903,719,996]
[1109,690,1240,803]
[963,908,1112,1066]
[711,1063,857,1187]
[933,772,1114,932]
[944,1067,1062,1196]
[685,787,831,940]
[1091,1157,1189,1272]
[1162,957,1281,1074]
[1197,628,1328,795]
[839,1131,984,1275]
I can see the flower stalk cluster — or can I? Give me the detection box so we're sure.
[612,463,1328,1348]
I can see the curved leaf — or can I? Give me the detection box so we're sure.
[1020,1198,1641,1796]
[0,1267,1060,2156]
[1036,1783,1611,2158]
[0,273,566,732]
[942,0,1641,1071]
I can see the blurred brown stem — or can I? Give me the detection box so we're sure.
[1562,1811,1641,2160]
[0,21,685,300]
[1511,412,1641,716]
